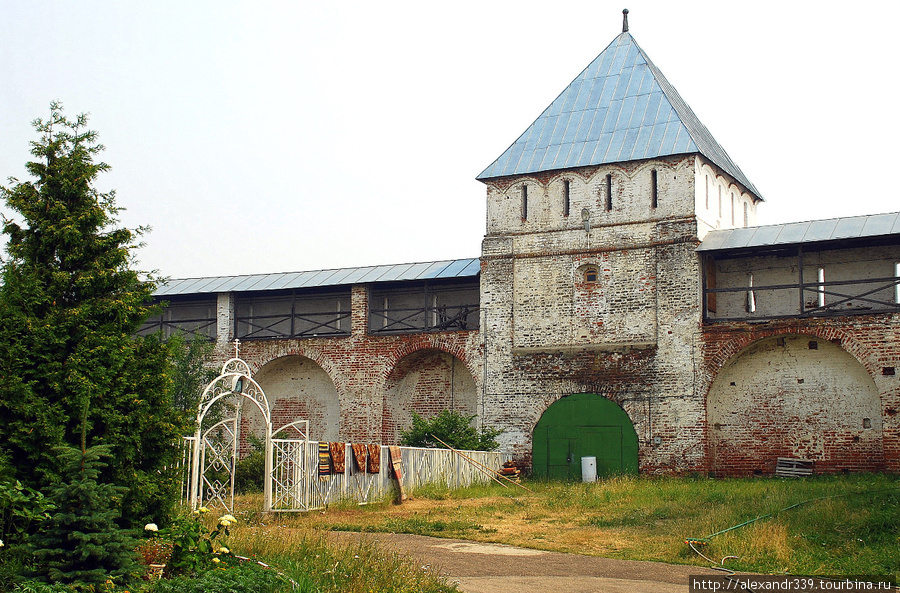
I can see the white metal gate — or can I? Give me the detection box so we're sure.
[198,418,239,510]
[270,420,311,511]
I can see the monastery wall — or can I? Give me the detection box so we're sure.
[710,245,900,320]
[210,285,483,447]
[154,20,900,481]
[701,316,900,475]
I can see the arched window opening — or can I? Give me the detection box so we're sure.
[605,174,613,211]
[705,175,709,209]
[521,184,528,221]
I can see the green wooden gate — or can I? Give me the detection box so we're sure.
[532,393,638,479]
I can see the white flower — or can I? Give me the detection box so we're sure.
[198,506,210,514]
[218,514,237,528]
[218,546,230,554]
[144,523,158,532]
[212,557,221,564]
[0,539,4,548]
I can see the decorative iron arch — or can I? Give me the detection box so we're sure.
[189,353,279,512]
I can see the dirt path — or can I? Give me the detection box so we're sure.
[328,532,725,593]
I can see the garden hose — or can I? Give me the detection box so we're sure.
[684,492,846,548]
[684,486,899,572]
[688,541,739,575]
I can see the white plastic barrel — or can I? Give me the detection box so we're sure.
[581,456,597,482]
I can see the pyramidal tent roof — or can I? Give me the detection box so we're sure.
[477,31,761,199]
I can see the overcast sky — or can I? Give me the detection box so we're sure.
[2,1,898,279]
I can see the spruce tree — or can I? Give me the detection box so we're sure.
[29,445,137,587]
[0,103,192,526]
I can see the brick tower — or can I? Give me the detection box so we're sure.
[476,12,763,475]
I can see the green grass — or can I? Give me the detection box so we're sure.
[4,496,460,593]
[328,515,496,537]
[9,542,459,593]
[279,474,900,578]
[228,528,457,593]
[20,475,887,591]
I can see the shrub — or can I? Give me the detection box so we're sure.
[233,435,265,495]
[166,509,236,576]
[11,581,78,592]
[0,479,55,548]
[144,561,289,593]
[0,478,57,591]
[400,410,503,451]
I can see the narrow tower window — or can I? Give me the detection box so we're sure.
[705,176,709,209]
[651,170,658,209]
[605,174,612,211]
[743,202,749,227]
[563,179,570,217]
[521,184,528,221]
[731,193,735,225]
[718,186,722,218]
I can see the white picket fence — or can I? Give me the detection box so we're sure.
[182,358,513,512]
[180,436,512,512]
[272,441,512,511]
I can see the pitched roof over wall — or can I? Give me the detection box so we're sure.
[698,212,900,252]
[155,258,481,297]
[477,31,761,199]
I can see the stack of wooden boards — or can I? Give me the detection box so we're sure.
[498,460,522,482]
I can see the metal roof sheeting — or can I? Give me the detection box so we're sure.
[154,258,481,297]
[697,212,900,252]
[477,32,761,199]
